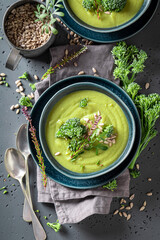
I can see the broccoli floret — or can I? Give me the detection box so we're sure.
[104,125,114,137]
[80,98,88,108]
[82,0,95,11]
[126,82,141,100]
[102,0,127,12]
[19,96,33,108]
[56,118,86,139]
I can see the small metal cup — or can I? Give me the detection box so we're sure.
[3,0,56,70]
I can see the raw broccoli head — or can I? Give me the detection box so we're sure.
[102,0,127,12]
[56,118,86,139]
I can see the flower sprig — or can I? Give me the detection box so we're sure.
[22,107,47,187]
[41,46,88,80]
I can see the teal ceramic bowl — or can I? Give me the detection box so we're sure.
[39,82,136,180]
[63,0,151,33]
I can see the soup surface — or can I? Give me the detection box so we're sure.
[45,90,129,173]
[67,0,144,28]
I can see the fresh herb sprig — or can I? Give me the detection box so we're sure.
[41,46,88,80]
[34,0,64,35]
[22,107,47,187]
[112,42,160,170]
[103,179,117,191]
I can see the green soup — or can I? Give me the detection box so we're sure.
[45,90,129,173]
[67,0,144,28]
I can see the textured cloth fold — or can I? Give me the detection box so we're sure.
[35,44,130,224]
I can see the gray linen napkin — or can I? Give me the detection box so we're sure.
[35,44,130,224]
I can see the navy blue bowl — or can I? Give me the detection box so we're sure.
[39,82,135,179]
[63,0,151,33]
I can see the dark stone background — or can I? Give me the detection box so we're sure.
[0,1,160,239]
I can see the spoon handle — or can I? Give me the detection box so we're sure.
[20,180,46,240]
[23,155,33,222]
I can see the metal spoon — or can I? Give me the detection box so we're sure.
[4,148,46,240]
[16,124,32,222]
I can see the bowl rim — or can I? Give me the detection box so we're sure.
[63,0,151,33]
[39,81,136,179]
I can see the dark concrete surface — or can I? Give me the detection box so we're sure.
[0,1,160,240]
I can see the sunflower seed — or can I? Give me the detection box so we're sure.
[140,206,145,211]
[129,194,135,201]
[113,210,119,215]
[130,202,133,209]
[16,109,20,114]
[10,105,15,110]
[34,75,39,80]
[145,82,150,89]
[55,152,61,156]
[143,201,147,207]
[123,212,127,218]
[146,192,152,196]
[136,163,140,170]
[119,212,122,217]
[0,73,6,77]
[78,71,85,75]
[15,80,21,84]
[92,67,97,73]
[14,104,20,109]
[126,206,131,210]
[127,214,131,221]
[120,206,125,210]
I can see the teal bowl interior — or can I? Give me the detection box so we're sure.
[39,82,136,179]
[63,0,151,33]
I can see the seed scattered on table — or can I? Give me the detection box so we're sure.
[127,214,131,221]
[14,104,20,109]
[143,201,147,207]
[139,205,145,211]
[120,206,125,210]
[65,49,68,56]
[15,80,21,85]
[34,75,39,80]
[78,71,85,75]
[19,86,24,92]
[17,82,22,87]
[119,212,122,217]
[55,152,61,156]
[10,105,15,111]
[20,92,26,96]
[113,210,119,215]
[123,212,127,218]
[92,67,97,73]
[74,62,78,67]
[148,178,152,182]
[70,31,74,36]
[0,73,6,77]
[129,194,135,201]
[136,163,140,170]
[146,192,152,196]
[130,202,134,209]
[16,109,20,114]
[145,82,150,89]
[126,206,131,210]
[94,74,99,77]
